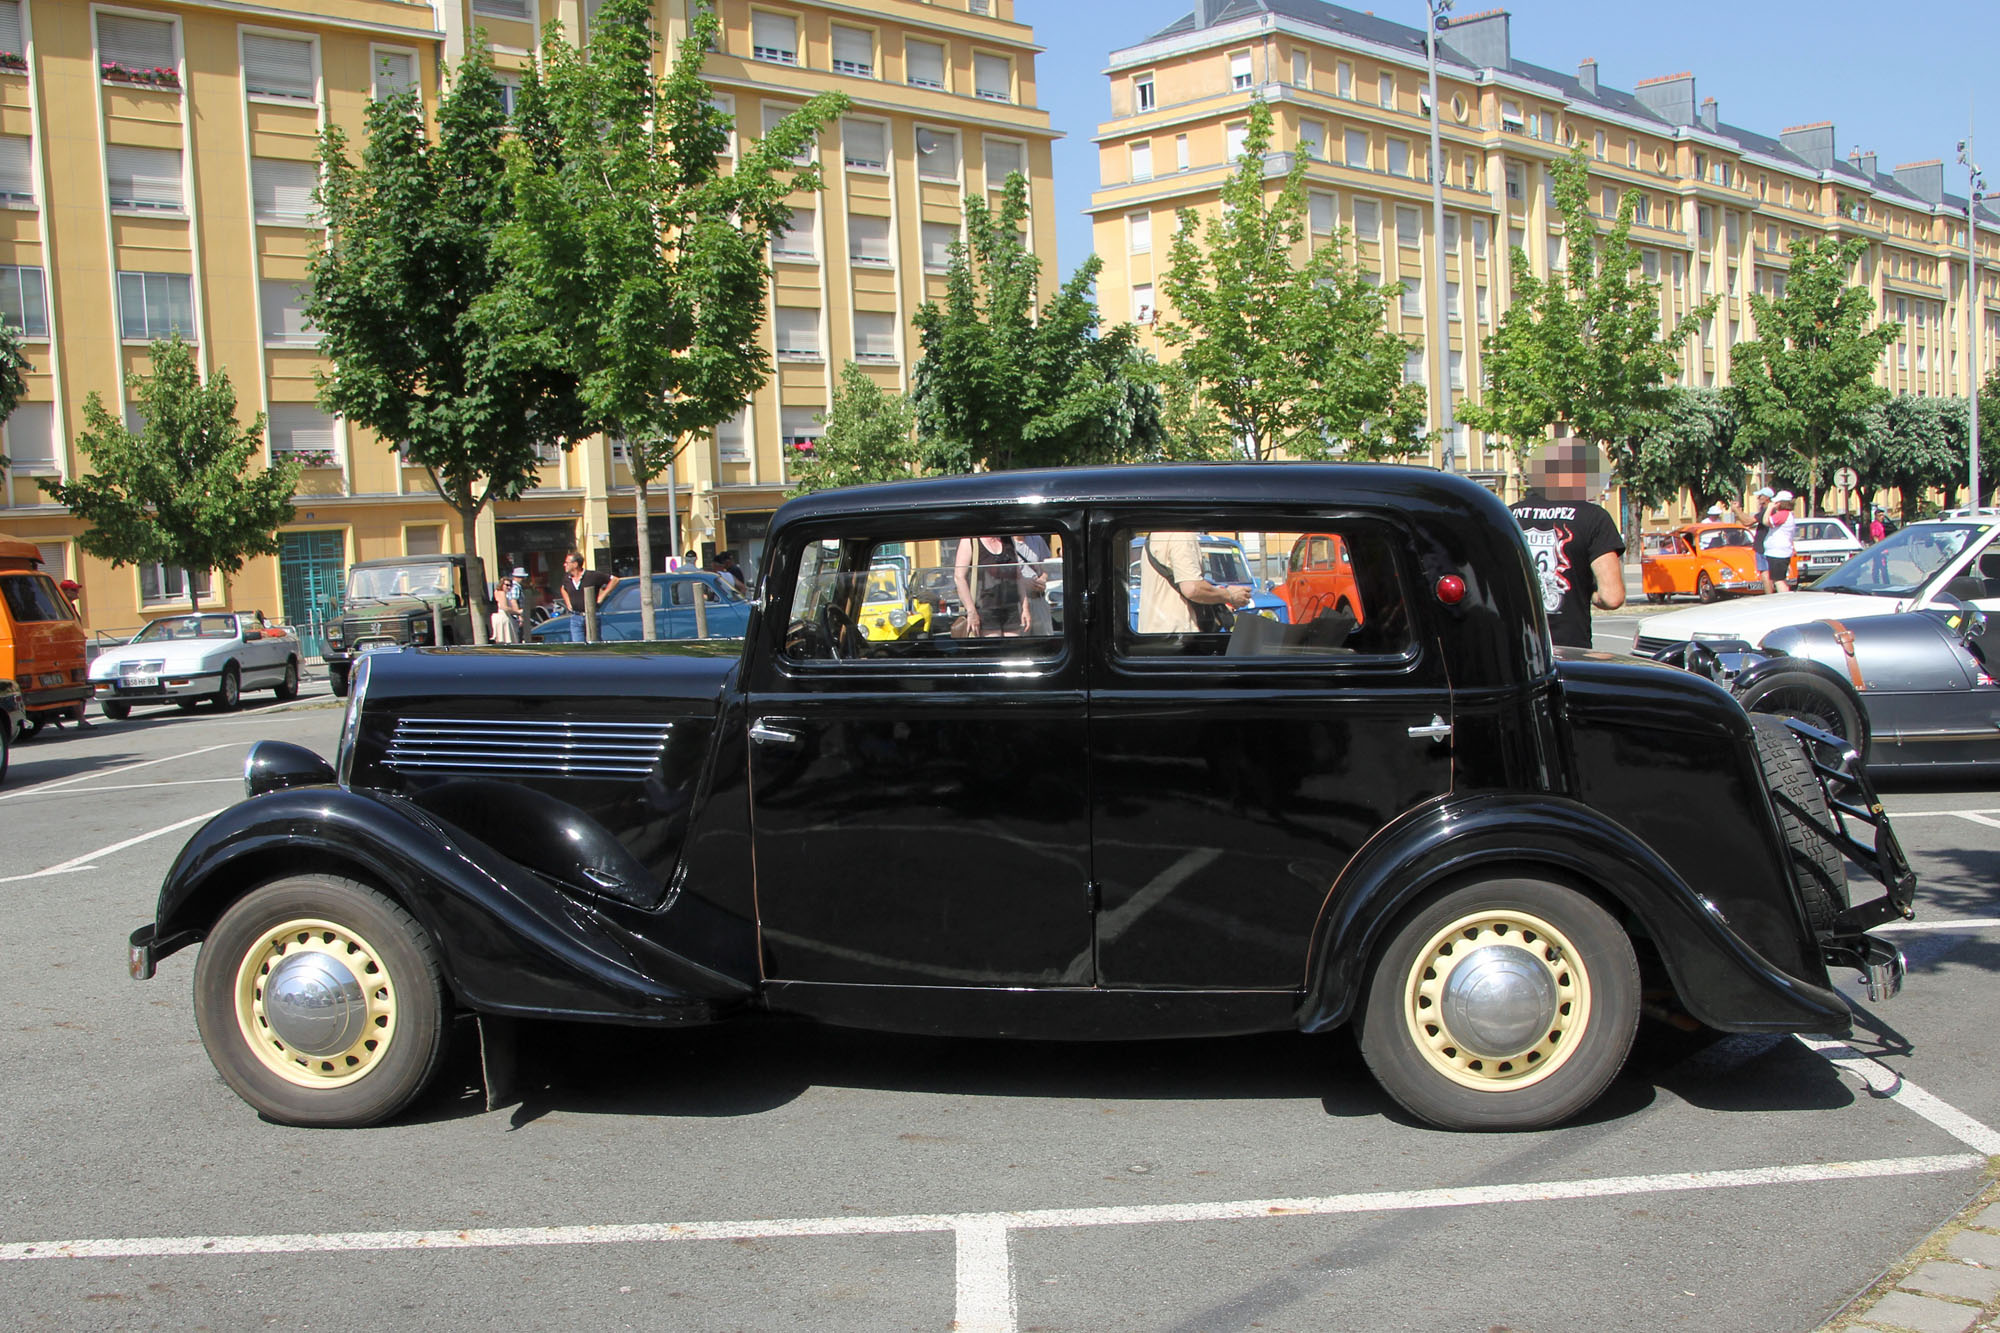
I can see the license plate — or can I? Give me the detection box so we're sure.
[359,641,400,654]
[126,674,159,688]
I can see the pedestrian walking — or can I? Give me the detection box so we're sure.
[1764,492,1799,591]
[1510,441,1626,650]
[1749,487,1777,592]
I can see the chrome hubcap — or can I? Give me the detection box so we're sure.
[262,949,367,1056]
[1438,944,1558,1057]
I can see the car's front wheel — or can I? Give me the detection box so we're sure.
[1357,878,1640,1131]
[1696,571,1716,603]
[101,701,131,721]
[329,668,350,699]
[192,876,448,1127]
[1737,669,1867,763]
[213,663,241,711]
[274,658,299,700]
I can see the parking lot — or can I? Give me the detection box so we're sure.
[2,644,1997,1332]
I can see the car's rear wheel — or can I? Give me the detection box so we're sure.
[1696,571,1716,603]
[101,701,131,720]
[274,658,299,700]
[213,663,241,711]
[1357,878,1640,1131]
[1748,716,1848,933]
[329,668,350,699]
[192,876,448,1127]
[1737,669,1867,762]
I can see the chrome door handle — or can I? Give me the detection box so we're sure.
[749,719,802,746]
[1407,715,1453,743]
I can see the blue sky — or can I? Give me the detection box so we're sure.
[1020,0,2000,287]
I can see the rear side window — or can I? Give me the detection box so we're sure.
[0,572,74,623]
[783,530,1063,663]
[1119,524,1412,661]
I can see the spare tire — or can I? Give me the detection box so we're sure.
[1749,715,1847,933]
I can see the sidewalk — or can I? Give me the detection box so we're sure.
[1823,1169,2000,1332]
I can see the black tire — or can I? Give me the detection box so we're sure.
[101,701,131,721]
[274,657,300,701]
[0,721,8,783]
[1696,571,1716,603]
[1736,668,1868,762]
[329,668,350,699]
[1647,591,1666,604]
[1356,878,1640,1131]
[176,698,200,712]
[1748,716,1848,933]
[213,663,242,711]
[22,712,43,737]
[192,876,448,1128]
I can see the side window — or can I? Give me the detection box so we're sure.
[782,531,1063,662]
[1119,525,1413,661]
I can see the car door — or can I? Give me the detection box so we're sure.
[746,515,1093,987]
[1087,511,1455,990]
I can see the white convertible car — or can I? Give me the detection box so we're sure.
[1635,518,2000,656]
[89,610,301,718]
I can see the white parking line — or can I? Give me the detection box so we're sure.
[1800,1038,2000,1155]
[0,809,223,884]
[2,776,241,801]
[1953,812,2000,831]
[0,744,236,803]
[1877,807,2000,819]
[1874,917,2000,933]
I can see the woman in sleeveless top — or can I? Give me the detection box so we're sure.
[953,536,1030,637]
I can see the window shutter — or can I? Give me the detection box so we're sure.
[259,280,313,344]
[242,34,314,100]
[915,127,958,181]
[252,157,316,222]
[472,0,532,18]
[1129,140,1152,181]
[268,403,335,454]
[780,407,821,449]
[373,49,415,100]
[106,145,183,211]
[842,119,886,170]
[921,221,955,270]
[772,206,815,259]
[852,312,897,360]
[0,135,31,204]
[831,26,871,76]
[984,138,1023,183]
[751,13,796,64]
[0,2,22,57]
[98,14,175,72]
[0,265,45,336]
[1308,192,1334,235]
[774,307,819,356]
[715,410,749,463]
[848,215,891,264]
[906,39,944,89]
[4,400,52,467]
[973,53,1009,102]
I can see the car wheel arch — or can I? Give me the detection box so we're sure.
[1731,656,1871,756]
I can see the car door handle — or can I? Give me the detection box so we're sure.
[749,719,802,747]
[1407,715,1453,743]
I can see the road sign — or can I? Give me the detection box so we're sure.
[1833,466,1858,488]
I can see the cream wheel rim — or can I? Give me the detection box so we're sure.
[1402,908,1591,1092]
[233,917,397,1089]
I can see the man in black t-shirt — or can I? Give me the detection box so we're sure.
[558,550,620,616]
[1510,441,1626,650]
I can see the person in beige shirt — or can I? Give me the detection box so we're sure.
[1136,531,1253,633]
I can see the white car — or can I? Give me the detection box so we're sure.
[1789,516,1864,581]
[89,610,301,718]
[1635,518,2000,657]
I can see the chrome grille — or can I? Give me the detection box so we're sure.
[119,659,167,677]
[384,717,673,777]
[1633,635,1675,658]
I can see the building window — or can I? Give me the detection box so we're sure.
[251,157,317,225]
[1403,349,1424,384]
[140,564,212,606]
[1343,129,1368,169]
[268,402,336,465]
[1601,187,1617,218]
[1354,197,1379,239]
[1131,282,1154,324]
[1449,349,1465,388]
[973,53,1011,103]
[774,307,821,360]
[404,525,443,556]
[1225,121,1248,161]
[831,24,873,78]
[1292,50,1310,88]
[841,118,887,172]
[905,38,945,90]
[1632,195,1651,227]
[1308,191,1335,236]
[1462,154,1478,189]
[118,271,194,341]
[710,94,736,156]
[1504,161,1523,201]
[1127,210,1152,253]
[372,48,415,101]
[1500,100,1523,131]
[1593,130,1605,160]
[1129,139,1153,182]
[259,279,314,345]
[1546,235,1564,271]
[1626,138,1638,168]
[0,134,32,207]
[1378,72,1394,108]
[98,13,177,89]
[1472,219,1487,256]
[0,1,22,62]
[0,264,45,337]
[1446,281,1461,320]
[1298,119,1325,161]
[1395,205,1420,247]
[107,145,183,213]
[714,409,749,464]
[752,12,798,66]
[916,127,959,182]
[1400,276,1421,318]
[780,407,822,456]
[921,221,956,271]
[1711,161,1730,187]
[1228,51,1252,90]
[852,311,898,361]
[772,206,815,261]
[762,103,813,164]
[473,0,531,16]
[1134,74,1154,111]
[242,32,314,101]
[984,137,1024,185]
[494,71,521,118]
[848,213,892,266]
[1641,249,1659,281]
[1175,134,1190,172]
[3,401,53,470]
[1475,286,1489,323]
[1386,138,1409,177]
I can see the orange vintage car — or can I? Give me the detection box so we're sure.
[1641,523,1764,603]
[1277,532,1367,624]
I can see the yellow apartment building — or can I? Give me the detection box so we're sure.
[1089,2,2000,504]
[0,0,1055,645]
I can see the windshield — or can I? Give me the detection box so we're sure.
[133,614,238,642]
[1200,543,1253,585]
[864,566,907,603]
[346,563,455,601]
[1816,523,1989,597]
[1695,528,1751,549]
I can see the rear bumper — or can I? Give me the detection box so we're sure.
[23,679,90,712]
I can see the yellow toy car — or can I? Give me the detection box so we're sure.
[857,564,932,640]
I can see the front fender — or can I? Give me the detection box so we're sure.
[144,786,753,1023]
[1731,654,1872,747]
[1296,793,1850,1036]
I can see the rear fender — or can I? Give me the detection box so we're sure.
[149,787,753,1023]
[1297,793,1850,1036]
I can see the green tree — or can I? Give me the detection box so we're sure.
[1854,395,1965,521]
[912,175,1164,472]
[1156,101,1425,462]
[1461,147,1711,477]
[1729,236,1898,513]
[1624,387,1746,512]
[309,44,584,644]
[40,337,300,614]
[0,324,29,467]
[487,0,844,639]
[789,363,922,495]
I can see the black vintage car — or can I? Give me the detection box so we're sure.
[129,466,1914,1132]
[322,554,486,697]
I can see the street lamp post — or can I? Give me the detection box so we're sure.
[1424,0,1456,474]
[1959,134,1986,512]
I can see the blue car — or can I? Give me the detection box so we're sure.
[530,572,752,642]
[1125,534,1290,628]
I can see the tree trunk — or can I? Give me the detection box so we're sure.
[458,502,490,646]
[189,576,201,616]
[634,472,657,643]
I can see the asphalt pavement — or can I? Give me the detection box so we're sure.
[0,654,1997,1332]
